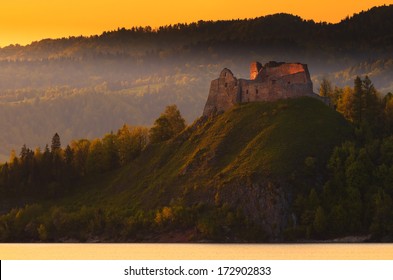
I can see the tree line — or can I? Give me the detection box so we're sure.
[0,105,185,199]
[287,76,393,240]
[2,75,393,241]
[3,5,393,60]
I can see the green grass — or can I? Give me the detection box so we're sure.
[60,97,352,212]
[0,97,356,242]
[5,97,352,242]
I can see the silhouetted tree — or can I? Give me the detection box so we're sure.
[0,163,9,190]
[351,76,363,125]
[383,92,393,134]
[51,133,61,153]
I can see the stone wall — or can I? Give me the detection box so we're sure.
[258,63,309,80]
[250,61,262,80]
[202,68,240,116]
[203,61,325,116]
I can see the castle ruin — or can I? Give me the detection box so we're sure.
[203,61,324,116]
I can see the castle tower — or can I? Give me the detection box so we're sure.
[250,61,262,80]
[202,68,240,116]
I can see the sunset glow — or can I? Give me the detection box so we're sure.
[1,0,393,46]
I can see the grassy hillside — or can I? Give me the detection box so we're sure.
[1,5,393,162]
[110,97,349,203]
[0,97,351,242]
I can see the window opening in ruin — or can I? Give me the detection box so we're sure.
[288,81,290,84]
[225,83,227,88]
[256,88,258,94]
[246,89,249,94]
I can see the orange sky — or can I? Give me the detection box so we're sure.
[1,0,393,47]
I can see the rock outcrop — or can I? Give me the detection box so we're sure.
[203,61,326,116]
[214,178,290,240]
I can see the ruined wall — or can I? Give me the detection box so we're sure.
[250,61,263,80]
[203,61,324,116]
[257,63,309,80]
[238,76,313,103]
[202,68,240,116]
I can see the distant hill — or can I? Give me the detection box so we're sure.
[0,97,352,242]
[1,5,393,59]
[0,5,392,162]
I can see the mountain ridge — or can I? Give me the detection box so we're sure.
[1,5,393,57]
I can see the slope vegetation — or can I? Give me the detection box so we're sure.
[77,97,352,240]
[0,97,353,242]
[1,5,393,161]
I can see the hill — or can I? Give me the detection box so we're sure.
[2,5,393,60]
[0,97,352,242]
[0,5,393,162]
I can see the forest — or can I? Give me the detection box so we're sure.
[1,5,393,242]
[0,74,393,241]
[0,5,393,161]
[288,76,393,240]
[0,105,184,200]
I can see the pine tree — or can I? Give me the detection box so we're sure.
[64,145,73,166]
[20,144,29,160]
[361,76,381,135]
[1,163,9,190]
[63,144,76,183]
[351,76,363,125]
[383,93,393,134]
[41,145,52,185]
[51,133,61,153]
